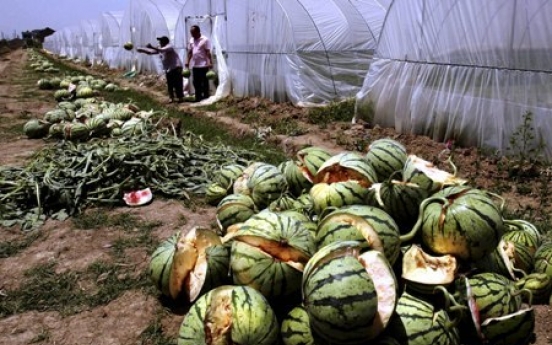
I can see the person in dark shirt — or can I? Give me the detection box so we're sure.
[137,36,184,103]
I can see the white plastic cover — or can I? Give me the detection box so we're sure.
[356,0,552,158]
[80,20,101,64]
[118,0,185,74]
[101,11,123,68]
[175,0,389,105]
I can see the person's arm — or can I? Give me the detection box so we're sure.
[205,39,213,68]
[185,43,192,68]
[136,47,154,55]
[145,43,160,54]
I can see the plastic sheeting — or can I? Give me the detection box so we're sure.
[227,0,382,105]
[174,0,389,105]
[356,0,552,158]
[101,11,123,68]
[80,20,101,64]
[118,0,185,74]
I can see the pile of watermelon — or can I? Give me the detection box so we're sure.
[23,97,157,141]
[149,139,552,345]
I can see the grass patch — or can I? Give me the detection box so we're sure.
[72,210,163,256]
[85,260,151,307]
[72,209,139,230]
[29,327,51,343]
[139,312,177,345]
[0,231,42,258]
[111,219,164,257]
[0,260,152,318]
[306,98,355,128]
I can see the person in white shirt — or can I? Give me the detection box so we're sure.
[137,36,184,103]
[185,25,213,102]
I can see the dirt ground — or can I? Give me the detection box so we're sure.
[0,49,551,345]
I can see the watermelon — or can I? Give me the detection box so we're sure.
[365,138,408,182]
[385,291,461,345]
[402,186,504,261]
[123,188,152,206]
[149,231,179,297]
[178,285,279,345]
[168,227,228,302]
[230,210,315,299]
[302,241,397,344]
[280,306,316,345]
[402,155,467,194]
[315,205,401,266]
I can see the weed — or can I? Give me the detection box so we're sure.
[111,219,163,257]
[0,231,42,258]
[0,262,83,317]
[506,111,546,177]
[73,210,145,231]
[29,327,51,343]
[85,261,150,307]
[0,259,152,318]
[307,98,355,127]
[139,312,177,345]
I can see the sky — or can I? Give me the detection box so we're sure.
[0,0,128,38]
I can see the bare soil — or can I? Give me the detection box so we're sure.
[0,49,551,345]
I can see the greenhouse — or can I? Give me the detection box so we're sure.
[80,19,101,64]
[118,0,184,73]
[101,11,124,68]
[356,0,552,158]
[174,0,390,105]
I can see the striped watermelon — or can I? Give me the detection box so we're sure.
[455,273,522,324]
[233,162,266,195]
[309,181,368,216]
[148,231,179,297]
[280,306,316,345]
[216,194,257,235]
[296,146,332,183]
[365,180,428,234]
[503,219,542,255]
[510,240,534,274]
[230,211,315,299]
[315,205,401,265]
[480,307,536,345]
[402,186,504,261]
[214,164,246,191]
[201,245,231,296]
[279,160,313,197]
[86,117,109,137]
[402,155,467,194]
[474,239,518,280]
[313,152,377,187]
[302,241,397,344]
[205,182,228,205]
[532,242,552,277]
[169,227,226,302]
[239,163,288,209]
[268,194,301,212]
[515,273,552,305]
[385,291,461,345]
[365,138,407,182]
[178,285,279,345]
[281,210,317,241]
[402,244,457,295]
